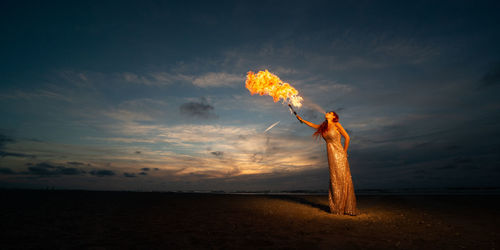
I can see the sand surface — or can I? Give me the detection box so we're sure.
[1,190,499,249]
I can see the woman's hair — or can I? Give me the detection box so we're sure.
[313,111,339,139]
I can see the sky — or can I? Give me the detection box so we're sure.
[1,0,499,192]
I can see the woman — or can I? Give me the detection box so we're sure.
[296,111,357,215]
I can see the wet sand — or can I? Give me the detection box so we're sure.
[1,190,499,249]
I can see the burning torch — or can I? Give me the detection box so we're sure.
[245,70,305,124]
[288,104,303,124]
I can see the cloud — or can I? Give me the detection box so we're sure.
[140,168,150,171]
[192,72,242,87]
[66,161,85,166]
[179,98,217,119]
[0,134,14,146]
[58,168,85,175]
[122,72,192,86]
[480,62,500,87]
[0,134,35,158]
[123,172,136,178]
[118,71,243,88]
[0,89,74,102]
[0,168,15,175]
[102,109,154,122]
[211,151,224,157]
[91,122,323,179]
[138,172,147,176]
[90,170,115,177]
[0,151,35,158]
[25,162,85,176]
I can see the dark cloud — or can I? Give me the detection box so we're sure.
[140,167,150,171]
[346,118,500,188]
[59,168,84,175]
[0,167,15,175]
[135,151,141,154]
[153,168,159,171]
[66,161,85,166]
[0,134,35,158]
[90,170,115,177]
[179,98,217,119]
[435,157,476,171]
[0,134,14,146]
[25,162,85,176]
[0,151,34,158]
[251,153,264,163]
[480,62,500,87]
[123,172,136,178]
[211,151,224,157]
[138,172,147,176]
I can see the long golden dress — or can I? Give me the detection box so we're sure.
[322,125,357,215]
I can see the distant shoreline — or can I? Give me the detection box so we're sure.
[2,187,500,195]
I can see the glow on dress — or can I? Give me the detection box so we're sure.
[322,126,357,215]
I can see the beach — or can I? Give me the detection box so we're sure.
[1,190,499,249]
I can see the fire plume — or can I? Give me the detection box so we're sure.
[245,70,303,108]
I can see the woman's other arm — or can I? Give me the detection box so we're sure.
[336,122,350,152]
[296,115,320,129]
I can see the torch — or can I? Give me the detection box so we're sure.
[288,104,303,124]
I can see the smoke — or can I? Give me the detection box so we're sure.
[303,97,326,114]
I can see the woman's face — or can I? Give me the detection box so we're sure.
[325,112,336,121]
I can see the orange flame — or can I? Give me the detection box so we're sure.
[245,70,303,108]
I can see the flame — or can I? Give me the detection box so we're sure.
[245,70,303,108]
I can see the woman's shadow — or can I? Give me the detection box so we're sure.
[269,195,330,213]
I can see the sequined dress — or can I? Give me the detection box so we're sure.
[322,125,357,215]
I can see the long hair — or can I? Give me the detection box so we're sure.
[313,111,339,139]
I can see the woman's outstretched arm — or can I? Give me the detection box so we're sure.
[336,122,350,152]
[296,115,320,129]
